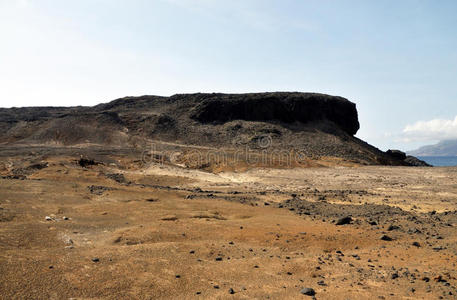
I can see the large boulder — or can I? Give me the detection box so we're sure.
[386,149,407,160]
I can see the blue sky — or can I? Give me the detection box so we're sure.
[1,0,457,151]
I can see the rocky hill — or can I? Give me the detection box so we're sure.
[0,92,423,167]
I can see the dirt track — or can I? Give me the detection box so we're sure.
[0,148,456,299]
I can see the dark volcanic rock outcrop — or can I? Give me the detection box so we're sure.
[386,149,407,160]
[404,156,431,167]
[386,149,431,167]
[190,93,360,135]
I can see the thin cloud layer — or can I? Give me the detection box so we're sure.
[402,116,457,142]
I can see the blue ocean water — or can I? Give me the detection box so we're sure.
[417,156,457,167]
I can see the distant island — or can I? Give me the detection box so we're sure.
[407,140,457,156]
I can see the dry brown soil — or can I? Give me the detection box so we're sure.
[1,147,456,299]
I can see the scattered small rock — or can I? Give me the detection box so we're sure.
[88,185,113,195]
[387,225,400,231]
[434,275,446,283]
[380,235,393,241]
[78,158,97,167]
[336,216,352,225]
[300,287,316,296]
[106,173,127,184]
[161,215,178,221]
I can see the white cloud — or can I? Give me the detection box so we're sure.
[402,116,457,142]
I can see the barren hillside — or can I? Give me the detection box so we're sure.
[0,92,425,167]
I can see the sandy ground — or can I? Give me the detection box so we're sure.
[1,148,457,299]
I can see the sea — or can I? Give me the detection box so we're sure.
[417,156,457,167]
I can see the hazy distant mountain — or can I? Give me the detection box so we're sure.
[408,140,457,156]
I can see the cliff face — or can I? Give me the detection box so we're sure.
[189,93,360,136]
[0,92,411,166]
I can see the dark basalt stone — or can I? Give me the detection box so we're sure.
[386,149,407,160]
[404,156,431,167]
[190,93,360,136]
[386,150,432,167]
[336,216,352,225]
